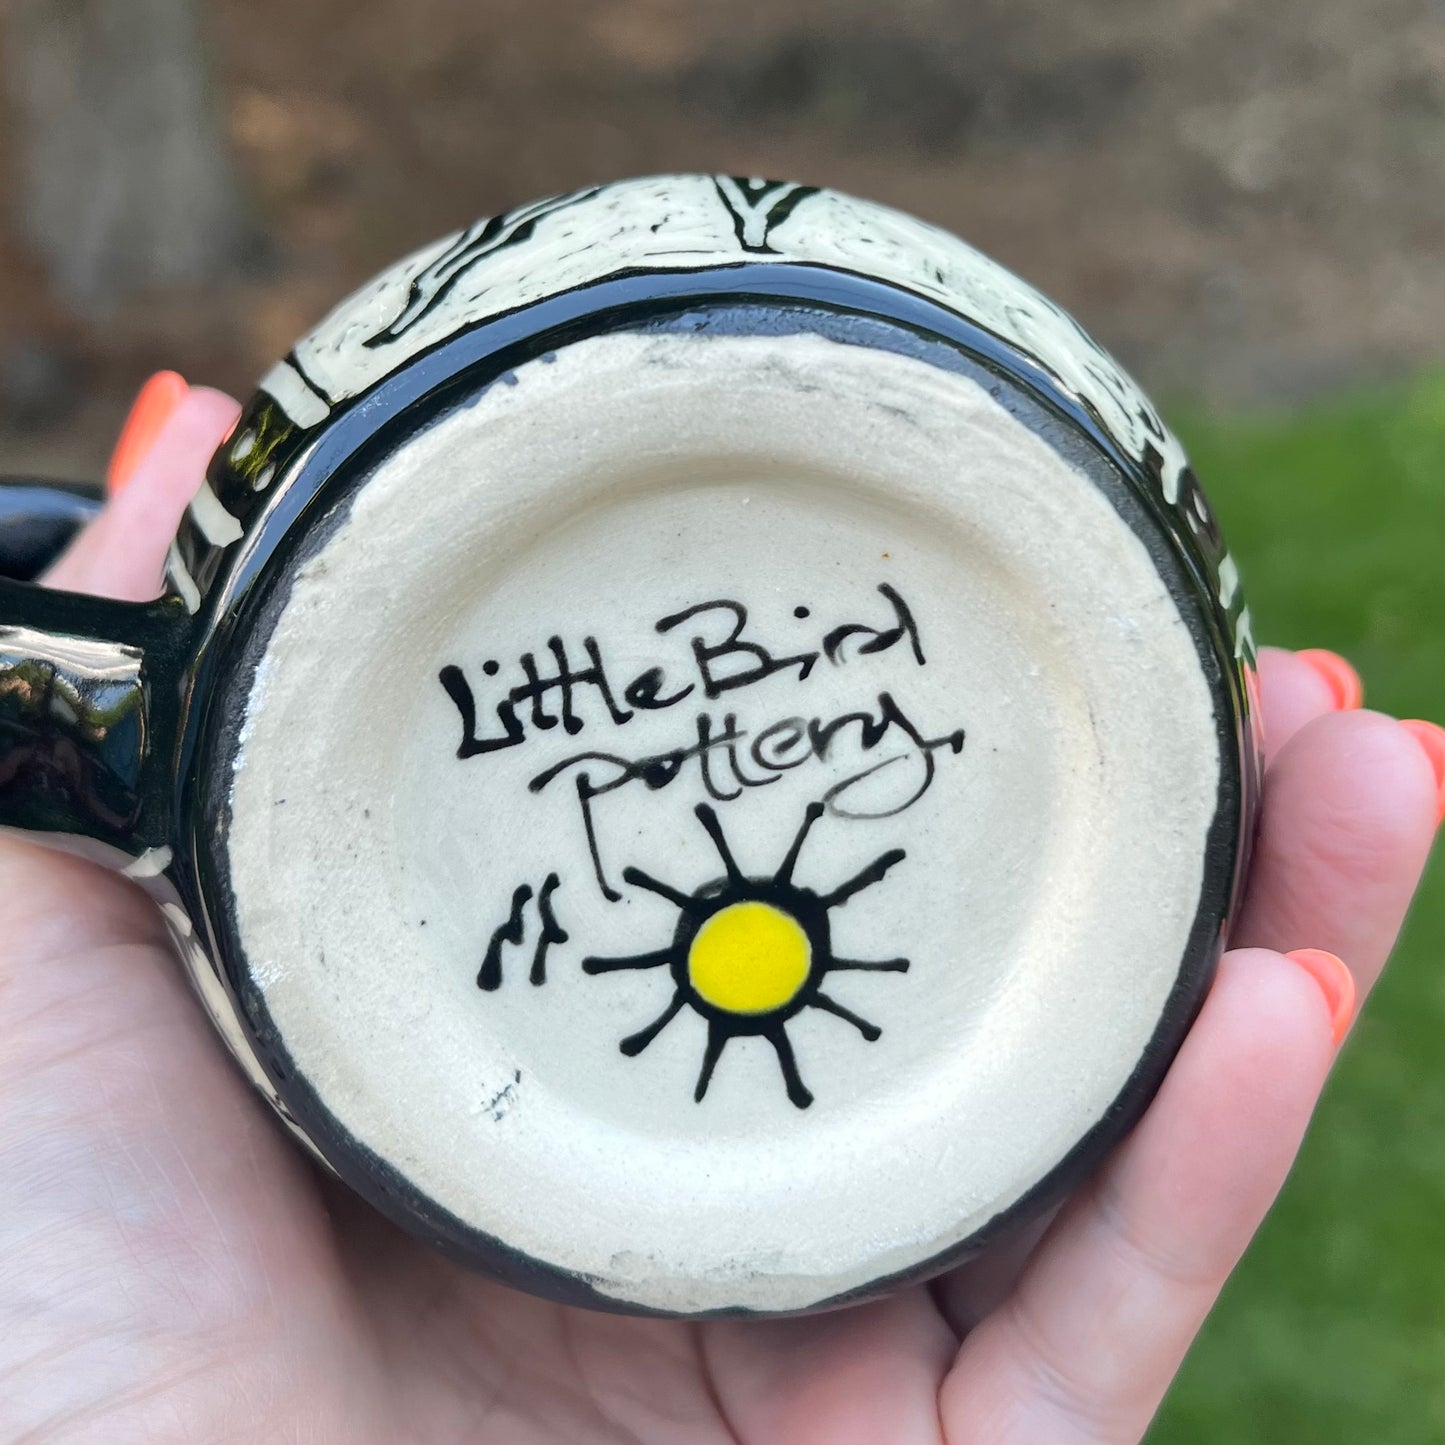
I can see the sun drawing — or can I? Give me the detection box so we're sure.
[582,802,910,1108]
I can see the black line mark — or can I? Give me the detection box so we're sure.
[810,991,882,1041]
[365,187,601,347]
[819,848,907,909]
[823,584,926,666]
[620,995,686,1056]
[478,884,532,991]
[775,800,825,886]
[582,949,675,974]
[529,873,568,985]
[695,802,744,883]
[284,349,331,405]
[621,866,700,912]
[711,176,820,254]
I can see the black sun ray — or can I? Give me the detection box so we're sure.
[818,848,907,909]
[619,995,686,1057]
[810,991,883,1041]
[774,800,825,886]
[694,802,744,884]
[695,1024,727,1102]
[620,865,702,911]
[581,949,674,974]
[765,1025,815,1109]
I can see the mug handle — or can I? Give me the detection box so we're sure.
[0,477,102,582]
[0,479,190,856]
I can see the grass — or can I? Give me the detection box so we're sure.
[1147,374,1445,1444]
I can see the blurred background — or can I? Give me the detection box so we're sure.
[0,1,1440,1438]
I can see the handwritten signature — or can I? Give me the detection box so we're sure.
[440,584,965,899]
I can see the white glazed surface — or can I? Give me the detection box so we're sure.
[261,176,1192,502]
[227,330,1219,1313]
[235,177,1249,666]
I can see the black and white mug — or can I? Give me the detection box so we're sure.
[0,175,1261,1316]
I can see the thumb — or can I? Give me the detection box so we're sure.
[42,383,241,601]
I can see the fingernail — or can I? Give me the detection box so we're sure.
[1297,649,1364,711]
[106,371,190,496]
[1400,719,1445,827]
[1286,949,1356,1046]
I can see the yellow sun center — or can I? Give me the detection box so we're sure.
[687,901,812,1015]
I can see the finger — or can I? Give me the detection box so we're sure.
[1401,719,1445,828]
[1232,708,1439,1000]
[702,1292,956,1445]
[929,1209,1057,1338]
[0,830,172,966]
[928,642,1366,1335]
[0,831,355,1435]
[42,386,240,600]
[1257,645,1361,762]
[931,643,1374,1335]
[105,369,191,496]
[939,947,1338,1445]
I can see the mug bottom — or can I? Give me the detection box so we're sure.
[207,318,1230,1314]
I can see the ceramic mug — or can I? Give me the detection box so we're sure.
[0,175,1261,1317]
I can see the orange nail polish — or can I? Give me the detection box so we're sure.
[1400,719,1445,827]
[106,370,189,496]
[1297,649,1364,711]
[1286,949,1356,1046]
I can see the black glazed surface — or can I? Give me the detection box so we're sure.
[0,481,100,582]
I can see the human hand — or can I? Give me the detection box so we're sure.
[3,386,1440,1443]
